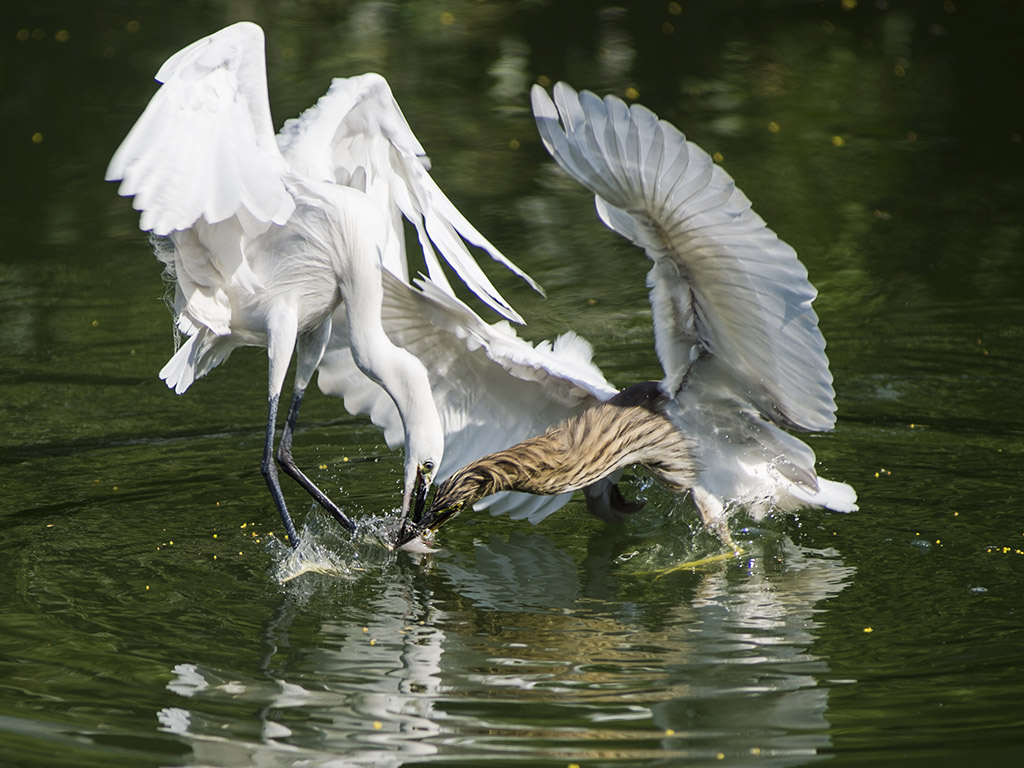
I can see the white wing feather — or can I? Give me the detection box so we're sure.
[532,83,836,432]
[278,73,542,323]
[105,21,294,237]
[317,268,616,521]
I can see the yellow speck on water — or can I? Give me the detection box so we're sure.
[32,131,44,144]
[112,486,119,491]
[168,540,173,546]
[238,551,243,556]
[213,555,217,560]
[831,135,846,148]
[215,501,220,507]
[625,86,639,100]
[668,2,682,14]
[440,12,455,26]
[319,464,327,470]
[373,721,383,730]
[369,639,377,646]
[750,747,762,755]
[362,627,369,633]
[16,29,30,42]
[713,151,724,163]
[864,627,874,633]
[46,524,54,528]
[841,0,857,10]
[125,20,141,33]
[55,29,69,42]
[716,754,725,761]
[767,121,780,134]
[342,456,349,463]
[240,523,247,529]
[664,728,676,736]
[145,585,150,591]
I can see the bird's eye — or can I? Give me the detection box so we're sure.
[423,461,435,472]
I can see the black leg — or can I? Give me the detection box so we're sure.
[276,386,357,534]
[261,394,301,550]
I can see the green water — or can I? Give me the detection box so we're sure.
[3,2,1023,766]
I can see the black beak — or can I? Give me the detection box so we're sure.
[396,464,433,546]
[411,467,430,525]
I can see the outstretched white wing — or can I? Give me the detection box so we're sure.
[278,73,542,323]
[532,83,836,432]
[106,21,294,237]
[318,269,617,521]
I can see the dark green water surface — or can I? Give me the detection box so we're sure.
[3,2,1023,766]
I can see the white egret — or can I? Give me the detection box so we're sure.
[316,83,857,549]
[106,22,538,548]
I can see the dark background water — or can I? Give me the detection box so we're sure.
[2,1,1023,766]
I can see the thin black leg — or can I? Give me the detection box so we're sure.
[276,386,357,534]
[261,394,301,550]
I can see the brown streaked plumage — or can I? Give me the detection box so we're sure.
[415,382,695,536]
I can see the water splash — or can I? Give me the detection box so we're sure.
[266,507,429,585]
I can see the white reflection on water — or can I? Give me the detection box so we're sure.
[156,533,852,766]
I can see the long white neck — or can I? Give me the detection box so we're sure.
[323,187,444,513]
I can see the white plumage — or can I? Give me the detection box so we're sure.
[106,22,537,547]
[531,83,856,528]
[322,82,856,545]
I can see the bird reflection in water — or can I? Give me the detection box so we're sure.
[157,531,852,766]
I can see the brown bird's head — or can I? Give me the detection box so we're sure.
[421,464,496,532]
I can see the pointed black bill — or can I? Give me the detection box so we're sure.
[395,464,433,547]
